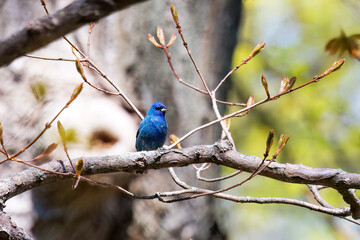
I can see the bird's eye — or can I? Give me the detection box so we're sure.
[155,107,161,110]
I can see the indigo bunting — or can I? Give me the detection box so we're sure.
[136,102,168,151]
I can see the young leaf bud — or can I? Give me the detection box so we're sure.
[68,83,83,105]
[76,158,84,174]
[148,33,162,48]
[261,75,270,98]
[264,129,274,158]
[157,26,166,46]
[249,43,265,58]
[170,4,179,26]
[273,134,290,159]
[279,77,290,94]
[57,121,66,146]
[288,77,297,90]
[167,33,177,48]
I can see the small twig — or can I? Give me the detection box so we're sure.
[10,107,66,159]
[213,43,265,92]
[196,169,242,183]
[13,159,70,176]
[162,47,209,95]
[158,171,351,217]
[168,167,192,189]
[173,20,211,95]
[38,1,144,120]
[307,184,337,209]
[40,0,49,15]
[192,163,212,171]
[25,54,81,62]
[79,175,157,199]
[215,99,247,107]
[307,185,360,225]
[210,91,235,146]
[168,62,344,149]
[214,61,247,92]
[87,22,96,57]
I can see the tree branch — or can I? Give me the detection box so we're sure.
[0,211,33,240]
[0,0,147,67]
[1,140,359,203]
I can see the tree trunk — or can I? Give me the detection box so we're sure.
[0,0,241,239]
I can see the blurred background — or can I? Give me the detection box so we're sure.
[223,0,360,239]
[0,0,359,239]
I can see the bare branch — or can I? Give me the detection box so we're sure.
[0,211,34,240]
[0,0,147,67]
[1,141,360,209]
[307,184,337,209]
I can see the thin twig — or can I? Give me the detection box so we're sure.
[162,47,209,95]
[216,99,247,107]
[39,0,144,120]
[25,54,80,62]
[210,91,235,146]
[169,66,342,149]
[173,21,211,95]
[307,185,337,209]
[196,169,242,183]
[87,22,95,57]
[162,167,351,217]
[214,59,249,92]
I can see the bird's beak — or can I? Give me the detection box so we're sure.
[161,108,167,112]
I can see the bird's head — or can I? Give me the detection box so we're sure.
[147,102,167,117]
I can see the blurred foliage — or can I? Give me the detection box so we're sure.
[222,0,360,239]
[30,81,47,102]
[325,30,360,60]
[65,128,78,144]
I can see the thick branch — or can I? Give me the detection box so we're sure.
[0,211,33,240]
[1,140,359,203]
[0,0,147,67]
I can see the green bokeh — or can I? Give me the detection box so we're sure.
[222,0,360,238]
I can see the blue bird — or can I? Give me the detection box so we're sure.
[136,102,168,151]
